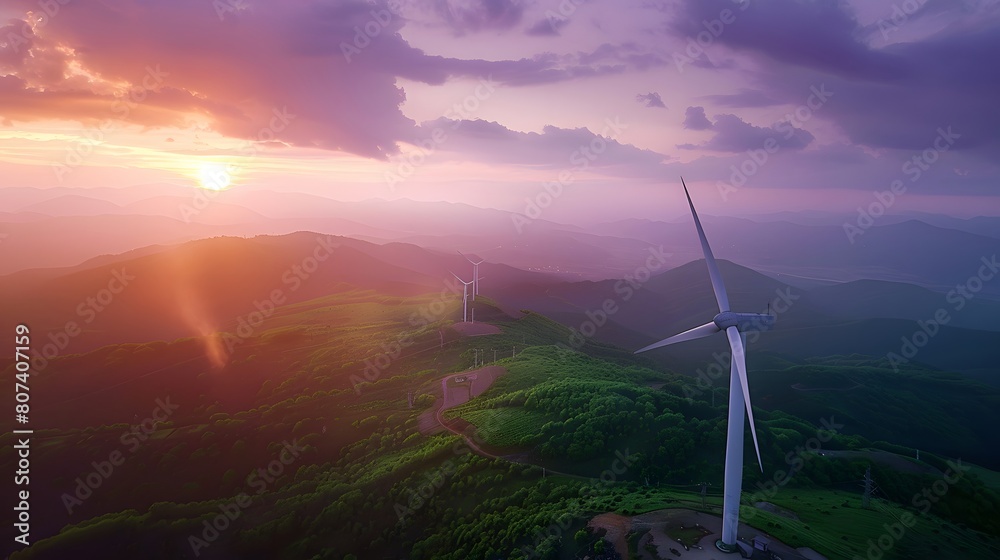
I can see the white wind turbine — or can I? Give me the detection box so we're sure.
[635,177,775,553]
[451,272,474,322]
[458,252,485,300]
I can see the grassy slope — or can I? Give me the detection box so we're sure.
[5,294,999,560]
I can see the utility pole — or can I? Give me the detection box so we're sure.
[863,466,872,509]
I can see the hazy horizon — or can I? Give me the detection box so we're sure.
[2,0,999,223]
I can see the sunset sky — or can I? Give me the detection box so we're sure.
[1,0,998,222]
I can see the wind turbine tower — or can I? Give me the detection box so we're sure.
[635,177,775,553]
[451,272,473,322]
[459,252,485,300]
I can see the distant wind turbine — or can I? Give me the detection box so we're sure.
[458,251,485,300]
[451,271,473,322]
[634,177,775,553]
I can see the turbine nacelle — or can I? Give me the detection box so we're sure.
[713,311,776,332]
[635,176,776,549]
[634,177,769,476]
[459,251,485,299]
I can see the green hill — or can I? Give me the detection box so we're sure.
[5,292,999,560]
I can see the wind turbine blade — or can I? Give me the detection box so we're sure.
[726,326,763,472]
[681,177,730,313]
[634,322,721,353]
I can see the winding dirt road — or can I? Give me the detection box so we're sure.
[432,365,507,458]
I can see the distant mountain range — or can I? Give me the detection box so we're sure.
[0,232,557,354]
[3,188,998,298]
[3,229,997,386]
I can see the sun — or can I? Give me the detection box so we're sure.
[197,162,232,191]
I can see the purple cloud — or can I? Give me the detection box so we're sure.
[671,0,904,80]
[0,0,662,160]
[682,106,712,130]
[679,113,814,152]
[636,92,667,109]
[424,0,525,35]
[412,118,667,172]
[526,15,569,36]
[676,1,1000,159]
[702,88,780,108]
